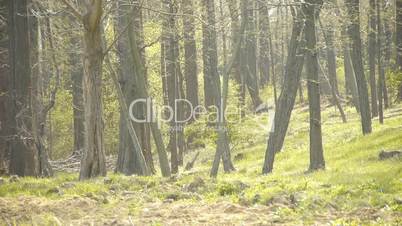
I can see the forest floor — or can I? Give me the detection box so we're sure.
[0,104,401,225]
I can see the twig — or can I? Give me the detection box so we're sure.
[60,0,82,20]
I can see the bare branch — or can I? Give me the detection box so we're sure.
[60,0,82,20]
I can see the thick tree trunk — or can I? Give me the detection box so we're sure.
[8,0,38,177]
[345,0,372,135]
[0,0,9,174]
[182,0,199,115]
[116,0,153,175]
[304,0,325,171]
[262,6,305,174]
[79,0,107,180]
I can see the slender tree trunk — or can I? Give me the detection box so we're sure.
[208,0,239,177]
[227,0,245,118]
[258,1,270,87]
[304,0,325,171]
[218,0,228,66]
[70,37,85,157]
[345,0,372,135]
[79,0,107,180]
[202,0,220,109]
[182,0,199,115]
[8,0,38,177]
[368,0,378,118]
[161,0,181,174]
[266,4,278,106]
[320,19,339,96]
[396,0,402,101]
[30,9,54,177]
[262,6,305,174]
[383,4,391,109]
[242,0,263,109]
[377,0,384,124]
[343,38,360,111]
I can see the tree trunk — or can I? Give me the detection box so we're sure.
[242,0,263,109]
[345,0,372,135]
[343,42,360,111]
[218,0,228,66]
[79,0,107,180]
[377,0,384,124]
[161,0,182,174]
[209,0,241,177]
[202,0,219,109]
[320,19,339,96]
[70,34,85,157]
[262,6,305,174]
[0,0,9,174]
[116,0,153,175]
[8,0,38,177]
[304,0,325,171]
[227,0,245,118]
[30,9,54,177]
[182,0,199,117]
[383,4,391,109]
[396,0,402,101]
[368,0,378,118]
[258,1,270,87]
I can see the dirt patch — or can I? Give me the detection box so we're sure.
[0,196,400,225]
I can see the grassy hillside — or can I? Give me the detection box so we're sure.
[0,104,401,225]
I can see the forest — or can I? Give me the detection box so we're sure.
[0,0,401,225]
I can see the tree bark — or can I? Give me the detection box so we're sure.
[0,0,9,174]
[376,0,384,124]
[79,0,107,180]
[320,18,339,96]
[382,3,391,109]
[368,0,378,118]
[396,0,402,101]
[304,0,325,171]
[182,0,199,115]
[8,0,38,177]
[116,0,153,175]
[258,1,270,87]
[30,9,54,177]
[70,33,85,157]
[345,0,372,135]
[202,0,219,109]
[227,0,245,118]
[242,0,263,109]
